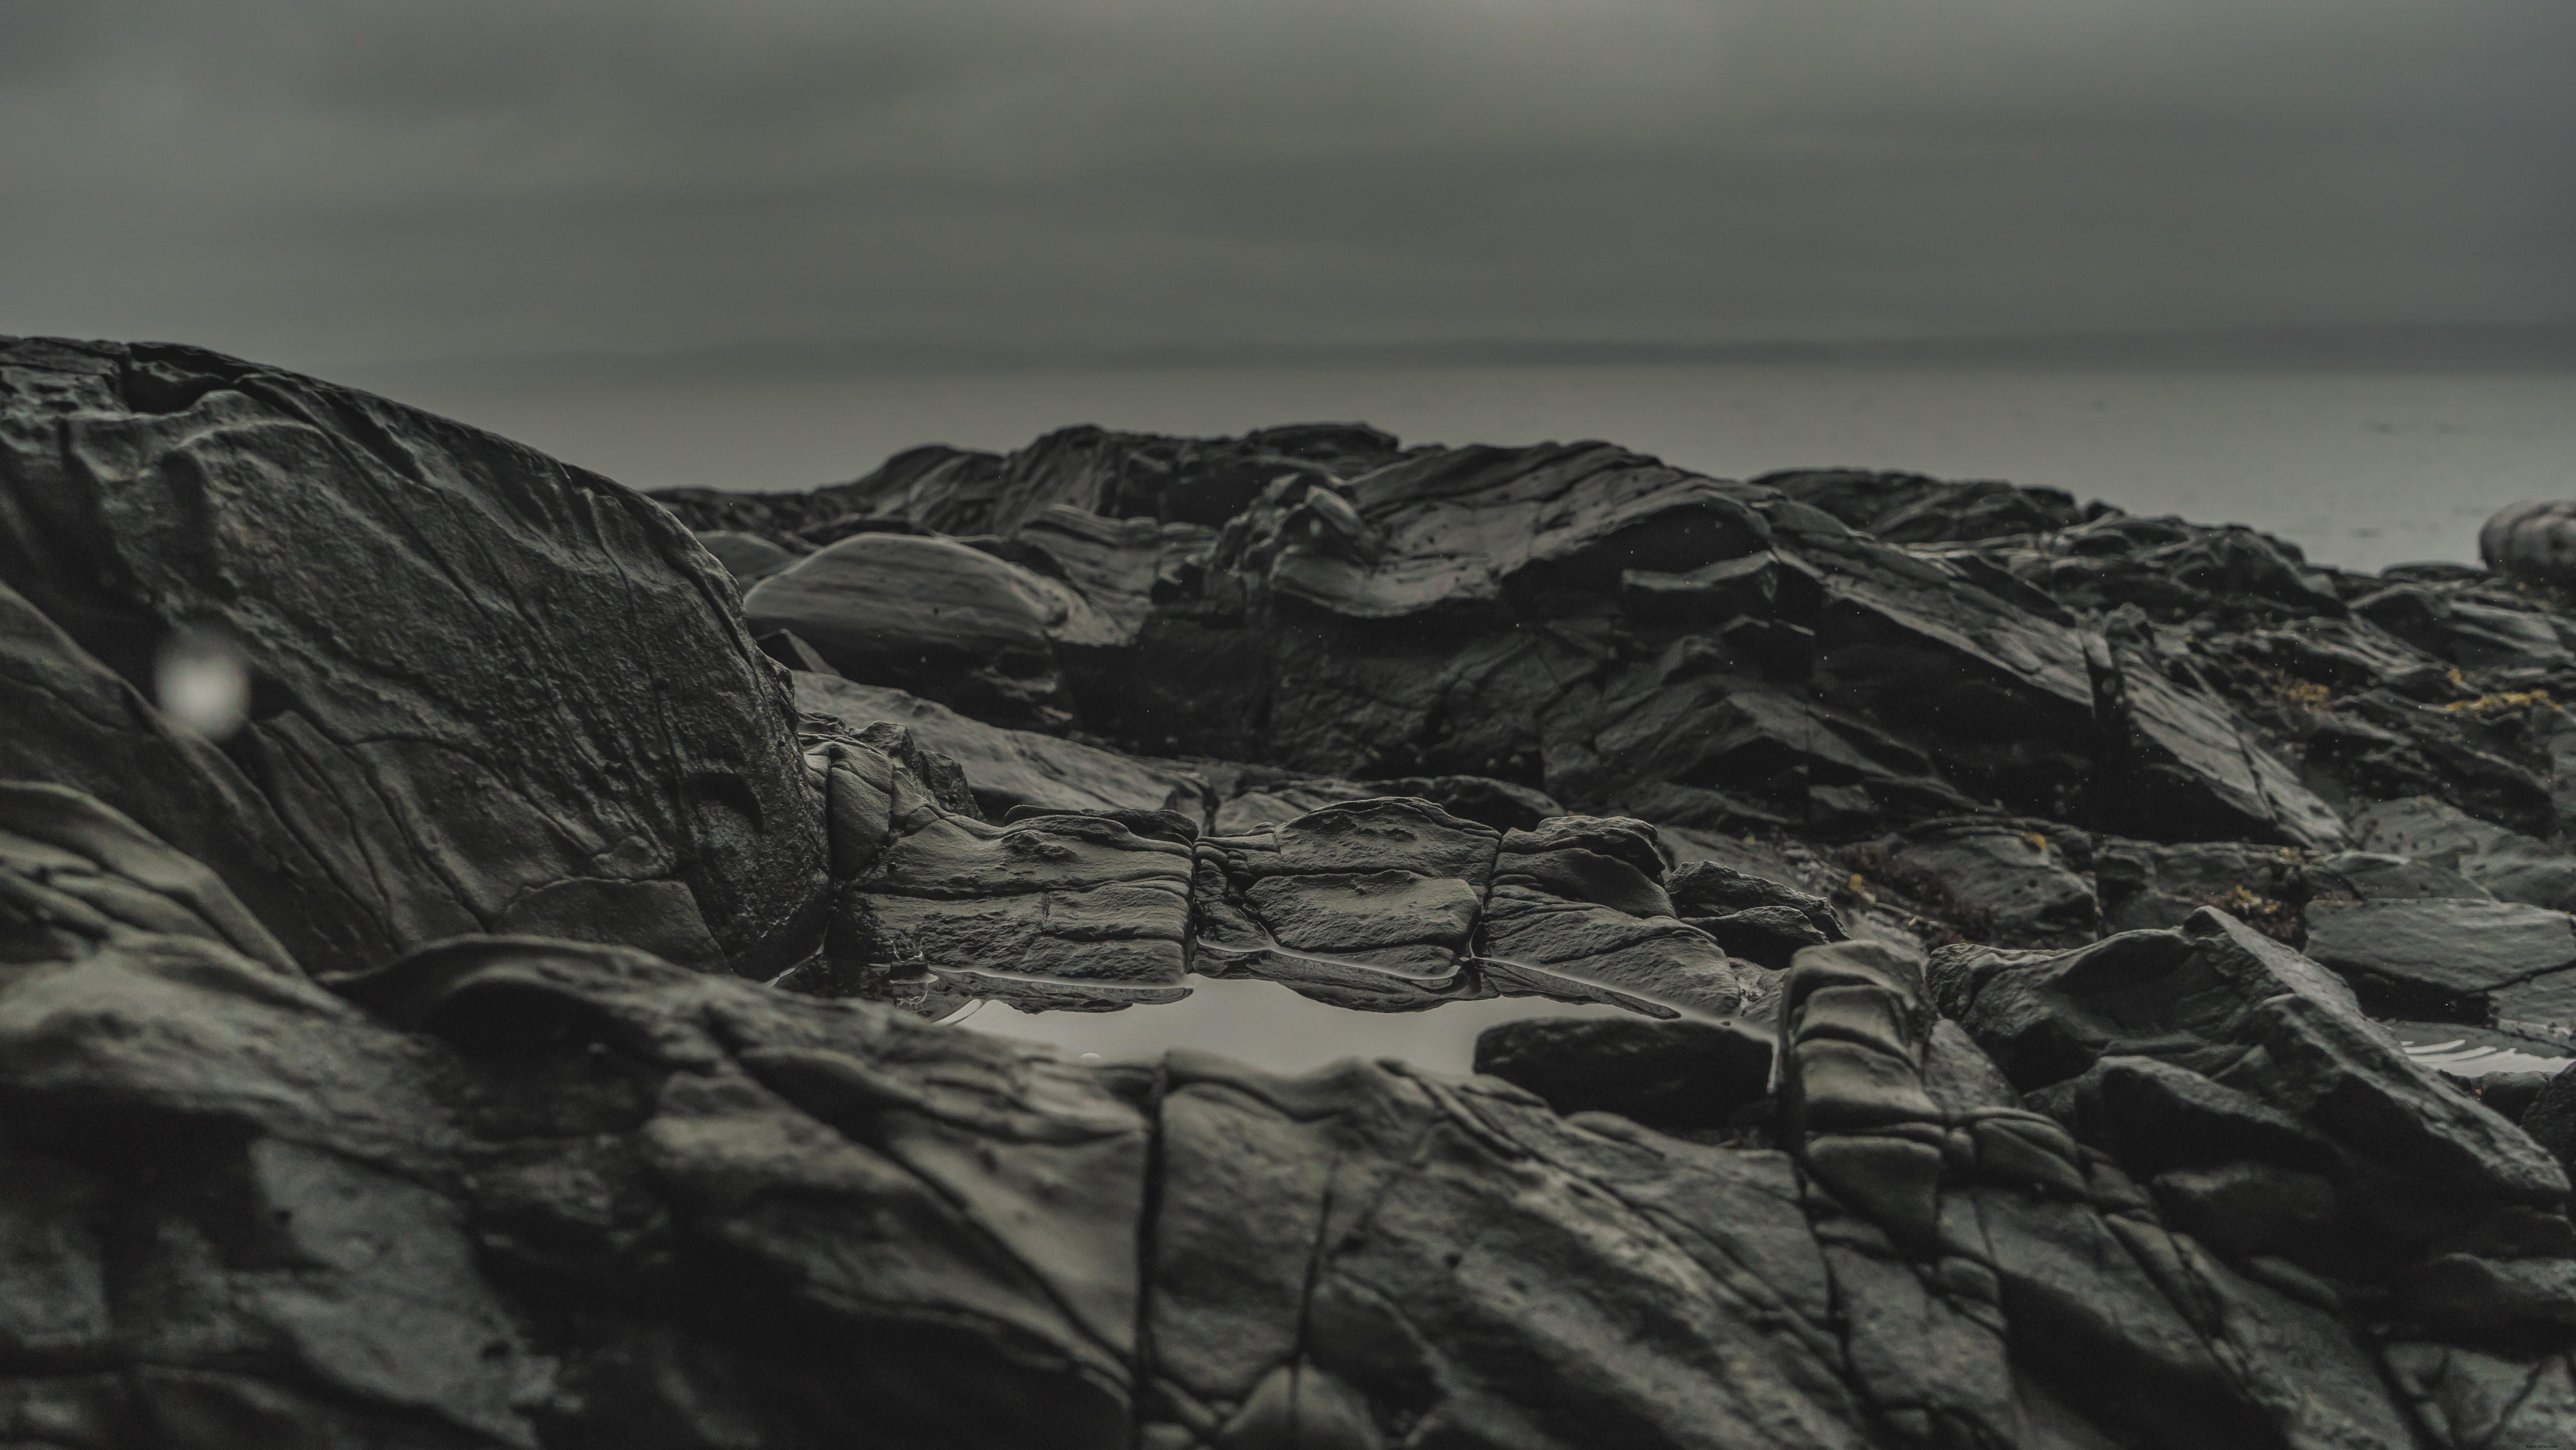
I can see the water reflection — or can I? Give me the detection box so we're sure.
[945,973,1657,1076]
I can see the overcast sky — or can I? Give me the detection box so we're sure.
[4,0,2572,373]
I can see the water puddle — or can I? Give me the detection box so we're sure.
[2393,1021,2576,1077]
[944,973,1658,1076]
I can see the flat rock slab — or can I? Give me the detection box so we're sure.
[2351,796,2576,912]
[797,671,1212,823]
[2305,899,2576,1011]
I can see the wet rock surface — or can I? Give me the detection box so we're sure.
[11,338,2576,1446]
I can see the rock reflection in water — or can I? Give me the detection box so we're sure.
[944,973,1657,1074]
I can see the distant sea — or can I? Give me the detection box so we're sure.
[347,358,2576,575]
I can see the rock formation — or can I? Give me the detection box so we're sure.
[10,336,2576,1446]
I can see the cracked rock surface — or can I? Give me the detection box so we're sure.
[13,338,2576,1447]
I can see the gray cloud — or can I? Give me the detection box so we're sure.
[3,0,2570,369]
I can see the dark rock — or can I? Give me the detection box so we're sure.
[2524,1069,2576,1176]
[1212,771,1561,835]
[2395,1254,2576,1341]
[2150,1161,2340,1258]
[24,348,2576,1449]
[2474,1070,2558,1124]
[2233,614,2447,692]
[758,626,841,676]
[2093,608,2351,847]
[1471,1014,1773,1128]
[0,779,299,973]
[2041,1054,2342,1179]
[831,733,1196,1012]
[2381,1340,2576,1450]
[2495,969,2576,1036]
[1879,818,2099,947]
[1932,910,2570,1253]
[2303,899,2576,1021]
[744,532,1110,730]
[1480,814,1749,1017]
[2093,837,2303,937]
[0,338,826,978]
[797,672,1214,823]
[2305,849,2494,902]
[1687,905,1833,971]
[1192,797,1502,1008]
[1666,858,1845,938]
[692,527,799,585]
[2357,584,2574,673]
[1759,469,2090,544]
[2352,796,2576,910]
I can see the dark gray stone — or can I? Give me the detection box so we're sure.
[1882,819,2099,947]
[2351,796,2576,911]
[692,527,798,585]
[1472,1015,1773,1129]
[2303,899,2576,1020]
[0,338,826,979]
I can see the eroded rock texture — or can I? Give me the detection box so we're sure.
[0,338,827,978]
[15,339,2576,1448]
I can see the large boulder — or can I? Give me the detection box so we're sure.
[0,338,826,977]
[744,532,1115,731]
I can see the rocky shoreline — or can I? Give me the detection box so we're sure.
[8,336,2576,1447]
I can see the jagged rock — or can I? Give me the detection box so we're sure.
[2382,1341,2576,1449]
[1471,1015,1773,1129]
[2093,837,2303,936]
[797,671,1214,822]
[0,780,298,974]
[26,348,2576,1449]
[1687,905,1834,972]
[830,731,1195,1012]
[1480,815,1749,1017]
[2352,796,2576,910]
[2094,608,2351,847]
[1270,440,1775,622]
[744,532,1116,730]
[2523,1070,2576,1177]
[2150,1160,2341,1259]
[2303,899,2576,1021]
[692,527,799,585]
[1876,819,2099,947]
[2305,849,2495,902]
[2231,614,2449,692]
[1758,469,2093,544]
[2473,1070,2558,1124]
[1667,858,1845,938]
[1140,1051,1878,1450]
[1192,797,1501,1009]
[1212,772,1562,835]
[1931,910,2571,1255]
[0,338,826,978]
[2033,1054,2341,1179]
[2357,584,2575,673]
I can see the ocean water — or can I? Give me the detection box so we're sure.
[358,359,2576,574]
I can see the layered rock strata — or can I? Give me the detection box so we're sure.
[11,337,2576,1447]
